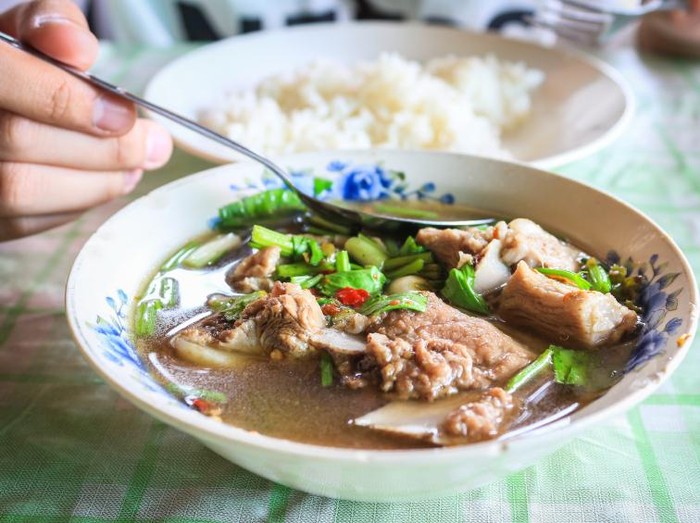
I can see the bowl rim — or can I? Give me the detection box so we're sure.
[143,20,635,170]
[66,150,698,464]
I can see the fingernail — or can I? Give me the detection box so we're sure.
[93,94,134,133]
[32,14,81,28]
[123,169,143,194]
[145,127,172,169]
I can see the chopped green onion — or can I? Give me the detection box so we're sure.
[291,274,324,289]
[307,239,324,266]
[383,251,434,271]
[336,250,351,273]
[359,292,428,316]
[157,277,179,308]
[551,345,591,386]
[208,291,266,321]
[319,267,386,296]
[372,202,439,219]
[218,188,306,228]
[344,236,389,268]
[250,225,295,257]
[276,262,330,279]
[135,299,163,336]
[441,263,489,315]
[584,258,612,293]
[308,214,353,235]
[160,240,199,272]
[165,383,228,404]
[385,258,425,280]
[182,233,242,268]
[536,267,591,290]
[418,263,443,280]
[505,347,553,393]
[320,352,334,387]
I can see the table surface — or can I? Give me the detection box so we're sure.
[1,39,699,523]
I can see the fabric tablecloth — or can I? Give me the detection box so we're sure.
[0,39,699,523]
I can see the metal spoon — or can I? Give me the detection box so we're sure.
[0,31,493,232]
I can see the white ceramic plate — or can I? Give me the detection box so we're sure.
[144,22,633,169]
[67,150,696,502]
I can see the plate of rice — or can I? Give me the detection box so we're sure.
[144,22,633,169]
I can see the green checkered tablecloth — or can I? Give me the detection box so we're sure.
[1,41,699,522]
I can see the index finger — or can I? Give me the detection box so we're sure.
[0,43,136,135]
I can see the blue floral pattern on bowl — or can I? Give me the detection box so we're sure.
[605,251,684,372]
[229,160,454,202]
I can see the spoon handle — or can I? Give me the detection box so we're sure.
[0,30,297,190]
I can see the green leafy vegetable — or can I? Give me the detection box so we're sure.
[505,347,553,393]
[207,291,267,321]
[182,233,242,268]
[313,177,333,197]
[319,267,386,296]
[441,263,489,315]
[218,188,306,228]
[551,345,591,386]
[359,292,428,316]
[536,267,592,290]
[397,236,426,256]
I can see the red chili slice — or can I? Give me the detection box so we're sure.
[191,398,213,413]
[335,287,370,307]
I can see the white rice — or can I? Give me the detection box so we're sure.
[200,53,544,158]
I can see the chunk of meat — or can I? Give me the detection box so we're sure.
[499,262,638,348]
[226,246,281,293]
[229,282,325,358]
[330,310,369,334]
[500,218,581,272]
[416,227,494,269]
[441,387,514,441]
[366,333,483,400]
[366,292,534,400]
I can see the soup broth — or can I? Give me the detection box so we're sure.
[135,214,642,449]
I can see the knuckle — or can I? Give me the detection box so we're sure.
[0,162,33,214]
[45,78,73,123]
[110,133,144,169]
[0,216,31,241]
[0,113,33,157]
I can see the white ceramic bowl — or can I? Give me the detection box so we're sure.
[66,150,697,502]
[144,22,633,169]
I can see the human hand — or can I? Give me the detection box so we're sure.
[0,0,173,241]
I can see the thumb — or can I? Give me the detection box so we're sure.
[0,0,99,70]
